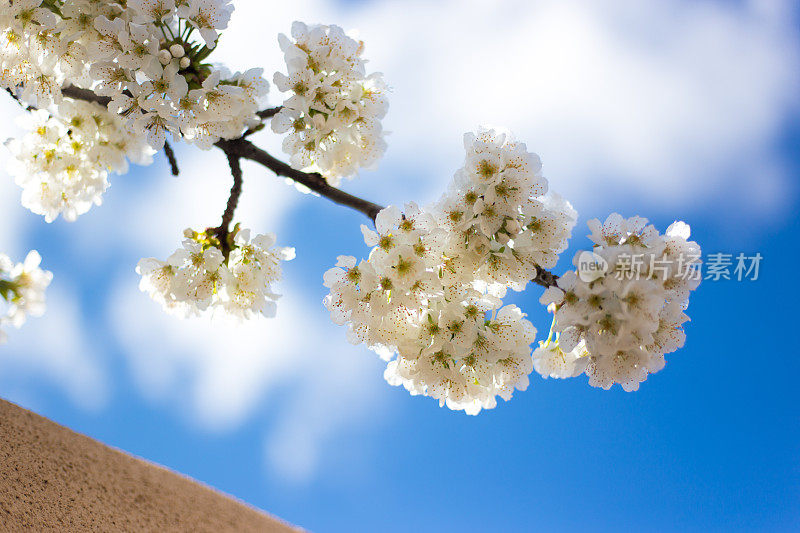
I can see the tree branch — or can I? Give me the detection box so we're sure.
[58,86,383,220]
[215,138,384,222]
[11,85,560,289]
[256,106,282,119]
[62,85,109,105]
[213,150,243,256]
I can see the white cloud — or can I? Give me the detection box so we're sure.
[109,279,386,482]
[0,286,109,411]
[225,0,799,215]
[110,280,308,431]
[263,334,383,484]
[0,97,31,258]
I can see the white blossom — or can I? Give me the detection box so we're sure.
[272,21,388,185]
[176,0,233,48]
[136,226,294,319]
[0,250,53,344]
[542,214,702,391]
[6,100,154,222]
[435,127,577,295]
[1,0,270,152]
[324,127,578,414]
[533,337,590,379]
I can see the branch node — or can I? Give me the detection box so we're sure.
[532,266,560,289]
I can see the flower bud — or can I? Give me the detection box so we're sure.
[158,49,172,65]
[179,57,191,69]
[169,43,185,58]
[505,218,521,234]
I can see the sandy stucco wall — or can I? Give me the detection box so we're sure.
[0,399,299,532]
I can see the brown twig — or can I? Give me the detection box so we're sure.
[242,106,283,137]
[215,138,384,222]
[256,106,282,119]
[163,141,180,176]
[213,150,243,256]
[61,85,110,105]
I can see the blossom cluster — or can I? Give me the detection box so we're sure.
[537,214,702,391]
[324,127,577,414]
[136,226,295,319]
[0,2,706,413]
[0,250,52,344]
[435,128,577,294]
[1,0,270,150]
[271,21,388,185]
[6,100,154,222]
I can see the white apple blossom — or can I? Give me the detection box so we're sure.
[533,334,590,379]
[540,214,702,391]
[435,127,577,295]
[5,99,154,221]
[6,99,154,222]
[1,0,271,152]
[0,250,53,344]
[272,21,388,185]
[324,221,538,415]
[324,127,578,414]
[136,226,294,319]
[176,0,233,48]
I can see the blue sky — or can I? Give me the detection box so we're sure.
[1,0,799,531]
